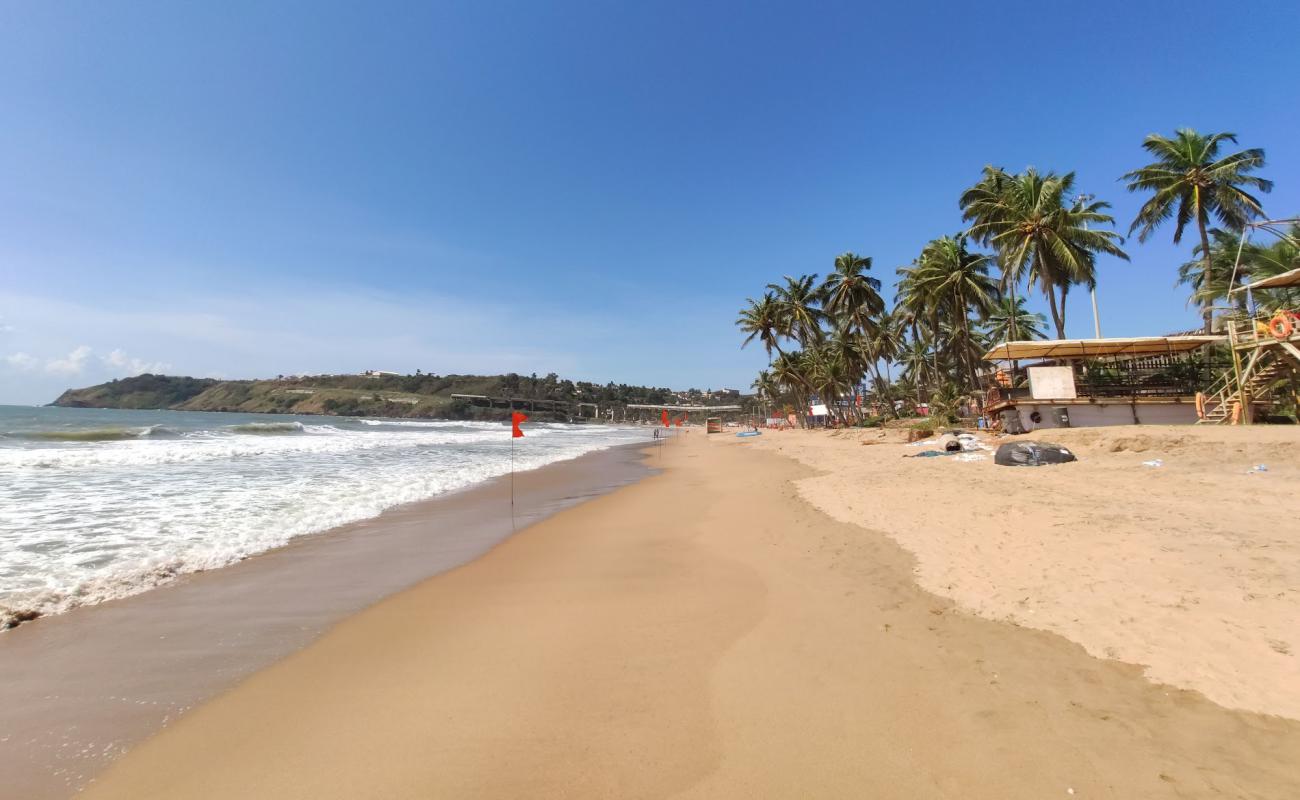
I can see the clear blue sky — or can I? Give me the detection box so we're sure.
[3,1,1298,404]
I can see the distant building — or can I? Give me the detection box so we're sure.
[363,370,402,378]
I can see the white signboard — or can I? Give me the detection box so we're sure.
[809,403,830,416]
[1028,366,1077,400]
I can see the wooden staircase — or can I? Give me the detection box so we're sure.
[1198,350,1292,424]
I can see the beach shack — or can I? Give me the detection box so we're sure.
[981,335,1225,430]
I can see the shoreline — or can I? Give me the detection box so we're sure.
[79,430,1300,799]
[0,440,656,800]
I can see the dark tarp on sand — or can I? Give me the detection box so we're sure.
[994,441,1077,467]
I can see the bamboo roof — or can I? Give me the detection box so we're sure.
[1233,266,1300,292]
[983,335,1223,362]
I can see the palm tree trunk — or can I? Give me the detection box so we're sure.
[1058,286,1068,338]
[1045,285,1065,339]
[1007,281,1020,342]
[960,309,980,391]
[1197,214,1215,334]
[930,310,941,386]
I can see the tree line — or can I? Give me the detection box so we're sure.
[738,128,1296,425]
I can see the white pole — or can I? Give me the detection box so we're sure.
[1090,288,1101,338]
[1077,193,1101,338]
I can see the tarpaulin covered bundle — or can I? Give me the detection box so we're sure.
[994,441,1077,467]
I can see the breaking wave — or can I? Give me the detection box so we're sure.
[8,425,181,442]
[0,410,649,629]
[226,421,306,434]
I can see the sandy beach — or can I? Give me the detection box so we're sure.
[752,425,1300,720]
[79,428,1300,799]
[0,442,651,800]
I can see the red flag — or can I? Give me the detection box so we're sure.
[661,410,670,427]
[511,412,528,438]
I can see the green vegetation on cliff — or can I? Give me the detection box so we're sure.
[51,372,687,421]
[51,374,220,410]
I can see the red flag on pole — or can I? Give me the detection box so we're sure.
[661,410,670,427]
[511,412,528,438]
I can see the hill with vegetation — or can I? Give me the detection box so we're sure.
[50,372,700,421]
[50,374,221,410]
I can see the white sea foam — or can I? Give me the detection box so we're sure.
[0,409,649,628]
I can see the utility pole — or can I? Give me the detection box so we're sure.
[1076,193,1102,338]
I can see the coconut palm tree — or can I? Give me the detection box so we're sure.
[868,307,907,382]
[895,257,944,379]
[767,274,826,347]
[922,237,997,369]
[804,343,855,424]
[751,370,781,418]
[820,253,884,337]
[1246,223,1300,313]
[770,351,813,427]
[1123,128,1272,332]
[736,293,786,361]
[897,335,936,405]
[984,296,1047,343]
[822,323,876,422]
[961,168,1127,338]
[1176,229,1254,316]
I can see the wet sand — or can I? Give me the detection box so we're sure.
[0,442,652,800]
[80,431,1300,799]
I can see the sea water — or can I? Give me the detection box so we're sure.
[0,405,648,627]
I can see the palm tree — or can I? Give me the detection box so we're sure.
[869,308,907,382]
[1245,223,1300,314]
[770,351,813,427]
[804,343,855,424]
[767,274,826,347]
[1123,128,1272,332]
[736,293,786,361]
[897,335,935,405]
[984,297,1047,343]
[751,370,780,418]
[900,236,998,390]
[895,257,943,380]
[822,323,876,422]
[1176,229,1254,316]
[820,253,884,337]
[962,168,1128,338]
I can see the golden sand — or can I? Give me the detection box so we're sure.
[753,425,1300,719]
[82,430,1300,799]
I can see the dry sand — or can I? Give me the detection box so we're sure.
[81,430,1300,799]
[752,424,1300,720]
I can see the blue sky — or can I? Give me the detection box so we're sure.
[2,1,1298,405]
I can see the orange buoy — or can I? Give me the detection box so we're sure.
[1269,313,1294,339]
[1195,391,1206,420]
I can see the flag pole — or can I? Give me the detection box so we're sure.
[510,430,515,532]
[508,410,526,533]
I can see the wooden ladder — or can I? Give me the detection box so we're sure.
[1198,352,1287,424]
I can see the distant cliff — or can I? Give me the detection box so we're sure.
[50,372,684,421]
[51,374,221,410]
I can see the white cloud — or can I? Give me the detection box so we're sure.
[102,348,170,376]
[44,345,93,375]
[4,352,38,370]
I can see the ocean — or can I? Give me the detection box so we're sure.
[0,405,648,628]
